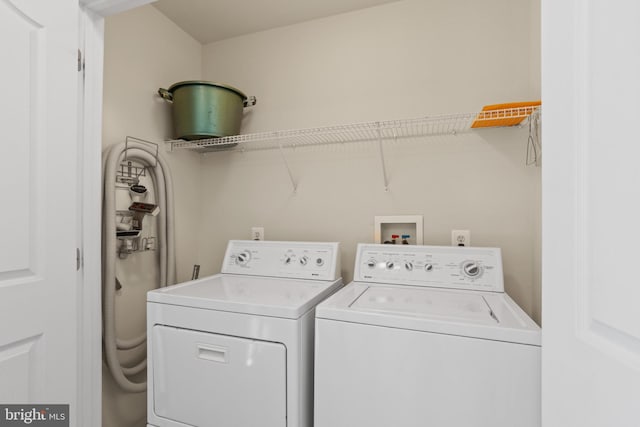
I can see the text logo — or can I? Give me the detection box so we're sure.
[0,405,68,426]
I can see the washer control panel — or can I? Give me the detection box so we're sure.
[354,244,503,292]
[222,240,340,281]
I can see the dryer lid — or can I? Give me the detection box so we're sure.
[148,274,342,319]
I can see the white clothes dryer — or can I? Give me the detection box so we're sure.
[314,244,540,427]
[147,240,342,427]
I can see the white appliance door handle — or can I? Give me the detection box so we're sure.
[197,344,227,363]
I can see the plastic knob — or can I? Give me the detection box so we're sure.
[316,258,324,267]
[424,263,433,272]
[463,261,481,277]
[236,251,251,266]
[284,255,292,265]
[386,261,395,270]
[367,259,377,269]
[404,261,413,271]
[299,256,309,266]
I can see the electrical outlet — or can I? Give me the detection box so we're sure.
[451,230,471,247]
[251,227,264,241]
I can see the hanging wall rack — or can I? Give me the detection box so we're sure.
[116,137,159,185]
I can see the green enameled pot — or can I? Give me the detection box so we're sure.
[158,81,256,140]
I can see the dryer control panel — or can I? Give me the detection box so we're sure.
[222,240,341,281]
[354,244,503,292]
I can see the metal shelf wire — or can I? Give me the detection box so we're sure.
[166,106,540,192]
[167,106,540,153]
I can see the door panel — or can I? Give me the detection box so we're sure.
[0,335,43,402]
[0,0,44,278]
[0,0,78,417]
[151,326,287,427]
[542,1,640,426]
[582,0,640,357]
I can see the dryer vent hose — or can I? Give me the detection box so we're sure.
[102,141,176,393]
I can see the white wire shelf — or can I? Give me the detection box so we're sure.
[166,106,540,193]
[167,106,540,153]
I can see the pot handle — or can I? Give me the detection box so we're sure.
[244,96,257,108]
[158,88,173,102]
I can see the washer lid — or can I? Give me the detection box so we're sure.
[148,274,342,319]
[351,286,498,325]
[316,283,540,346]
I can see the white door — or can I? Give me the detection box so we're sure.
[0,0,79,418]
[150,326,287,427]
[542,1,640,426]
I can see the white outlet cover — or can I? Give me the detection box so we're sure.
[251,227,264,241]
[451,229,471,246]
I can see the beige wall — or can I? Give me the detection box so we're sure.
[102,0,541,425]
[102,5,202,427]
[199,0,542,322]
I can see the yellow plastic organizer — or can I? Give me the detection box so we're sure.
[471,101,541,128]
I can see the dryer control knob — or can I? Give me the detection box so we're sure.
[404,261,414,271]
[424,263,434,272]
[235,251,251,266]
[366,259,377,269]
[316,257,325,267]
[385,261,395,270]
[463,261,481,277]
[299,256,309,266]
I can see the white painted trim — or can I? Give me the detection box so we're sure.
[80,0,156,16]
[78,7,104,427]
[77,1,156,425]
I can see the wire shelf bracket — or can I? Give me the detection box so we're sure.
[376,125,390,192]
[278,143,298,193]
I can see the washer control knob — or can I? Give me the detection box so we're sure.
[283,255,293,265]
[424,263,434,272]
[463,261,481,277]
[235,251,251,266]
[366,259,377,269]
[316,257,324,267]
[404,261,414,271]
[385,261,395,270]
[299,256,309,266]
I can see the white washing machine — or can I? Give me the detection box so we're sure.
[314,244,540,427]
[147,240,342,427]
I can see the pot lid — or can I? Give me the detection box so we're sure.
[167,80,248,100]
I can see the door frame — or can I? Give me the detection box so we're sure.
[78,1,155,426]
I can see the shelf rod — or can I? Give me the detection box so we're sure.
[278,142,298,193]
[376,124,389,192]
